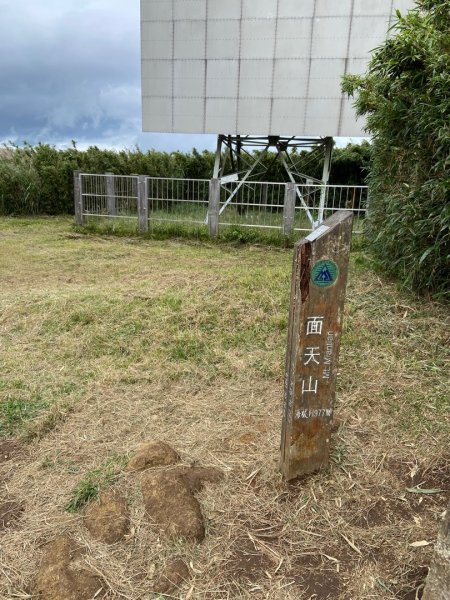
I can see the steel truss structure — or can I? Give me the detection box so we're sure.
[212,135,333,229]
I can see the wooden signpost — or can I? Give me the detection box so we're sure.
[280,211,353,480]
[423,499,450,599]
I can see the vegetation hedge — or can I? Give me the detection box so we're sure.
[343,0,449,299]
[0,141,371,217]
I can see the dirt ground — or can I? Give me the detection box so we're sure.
[0,218,448,599]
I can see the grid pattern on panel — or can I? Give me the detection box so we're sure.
[141,0,413,136]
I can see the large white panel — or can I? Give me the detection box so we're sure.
[142,97,172,131]
[174,20,206,59]
[308,58,346,98]
[305,98,341,126]
[207,19,240,59]
[316,0,353,17]
[174,0,206,21]
[237,99,271,133]
[205,98,237,133]
[174,98,204,133]
[208,0,241,20]
[141,21,173,60]
[311,17,351,59]
[174,98,204,115]
[349,16,392,58]
[346,57,370,76]
[142,58,172,96]
[142,78,171,98]
[271,99,307,135]
[206,60,239,98]
[276,19,312,58]
[141,0,171,22]
[141,21,172,42]
[242,0,278,19]
[141,0,415,135]
[239,60,272,98]
[273,59,309,98]
[339,100,365,137]
[240,19,276,59]
[141,59,171,82]
[279,0,315,19]
[354,0,393,17]
[174,60,205,97]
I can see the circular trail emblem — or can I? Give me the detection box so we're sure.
[311,259,339,288]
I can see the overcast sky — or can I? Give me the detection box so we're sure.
[0,0,216,152]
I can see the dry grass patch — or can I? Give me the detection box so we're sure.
[0,217,448,599]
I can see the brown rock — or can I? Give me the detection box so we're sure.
[0,500,24,530]
[84,491,130,544]
[142,471,205,541]
[153,559,190,595]
[125,441,180,472]
[174,466,224,492]
[34,535,105,600]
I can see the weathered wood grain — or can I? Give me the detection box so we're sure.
[423,500,450,600]
[280,211,353,480]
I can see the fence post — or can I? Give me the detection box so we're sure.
[208,178,220,237]
[106,172,116,216]
[137,175,148,233]
[73,170,83,225]
[283,182,296,235]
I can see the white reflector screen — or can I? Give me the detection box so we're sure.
[141,0,413,136]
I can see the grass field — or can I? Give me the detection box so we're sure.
[0,216,448,600]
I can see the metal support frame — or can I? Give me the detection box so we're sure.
[318,136,334,226]
[212,135,334,229]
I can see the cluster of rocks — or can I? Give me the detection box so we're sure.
[33,441,223,599]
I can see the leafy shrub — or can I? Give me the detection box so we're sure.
[342,0,449,298]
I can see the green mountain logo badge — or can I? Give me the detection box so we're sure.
[311,259,339,288]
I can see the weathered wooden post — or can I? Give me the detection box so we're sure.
[283,182,296,235]
[138,175,149,233]
[73,170,84,226]
[280,211,353,480]
[208,178,220,237]
[106,172,117,216]
[423,500,450,599]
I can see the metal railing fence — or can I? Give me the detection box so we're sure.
[147,177,209,225]
[293,184,369,234]
[74,171,368,237]
[219,181,286,230]
[80,173,138,218]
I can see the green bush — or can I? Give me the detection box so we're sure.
[342,0,449,298]
[0,142,371,217]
